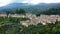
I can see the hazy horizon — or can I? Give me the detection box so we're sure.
[0,0,60,7]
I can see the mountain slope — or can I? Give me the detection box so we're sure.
[0,3,60,13]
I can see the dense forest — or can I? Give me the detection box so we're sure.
[36,8,60,16]
[1,7,60,15]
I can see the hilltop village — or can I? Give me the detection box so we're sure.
[20,14,60,27]
[0,13,60,27]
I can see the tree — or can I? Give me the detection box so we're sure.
[42,8,60,15]
[6,11,10,17]
[15,8,26,15]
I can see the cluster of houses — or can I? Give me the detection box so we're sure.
[20,14,60,27]
[0,14,26,18]
[0,14,60,27]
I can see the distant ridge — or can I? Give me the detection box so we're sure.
[0,3,60,13]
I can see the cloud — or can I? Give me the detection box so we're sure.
[0,0,12,7]
[0,0,60,7]
[17,0,60,4]
[42,0,60,3]
[12,0,25,3]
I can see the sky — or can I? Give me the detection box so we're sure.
[0,0,60,7]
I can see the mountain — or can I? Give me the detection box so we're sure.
[0,3,60,13]
[28,3,60,11]
[0,3,30,13]
[0,3,29,10]
[23,3,60,13]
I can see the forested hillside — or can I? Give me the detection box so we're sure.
[0,3,60,13]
